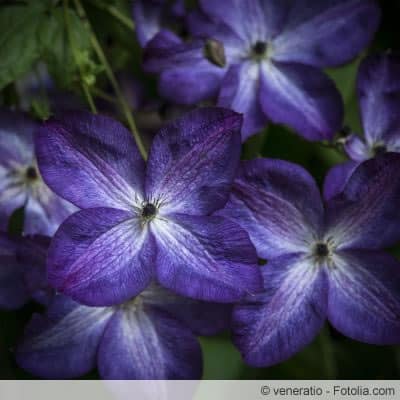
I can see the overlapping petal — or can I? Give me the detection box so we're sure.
[233,253,328,367]
[344,134,370,162]
[36,112,145,210]
[16,296,113,378]
[326,154,400,250]
[98,307,202,379]
[260,62,343,141]
[133,0,165,46]
[48,208,155,306]
[273,0,380,67]
[154,214,261,302]
[146,107,242,215]
[219,159,323,259]
[328,250,400,344]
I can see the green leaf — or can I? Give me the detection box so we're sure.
[0,4,44,89]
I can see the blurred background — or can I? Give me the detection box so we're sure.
[0,0,399,379]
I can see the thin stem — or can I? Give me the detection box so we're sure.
[86,0,135,31]
[73,0,147,160]
[63,0,97,113]
[91,87,118,104]
[319,325,337,379]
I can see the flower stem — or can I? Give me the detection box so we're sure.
[63,0,97,114]
[73,0,147,160]
[320,325,337,379]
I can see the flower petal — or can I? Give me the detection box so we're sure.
[219,159,323,259]
[344,134,370,162]
[273,0,380,67]
[322,160,360,201]
[141,284,232,335]
[154,214,261,302]
[98,306,202,379]
[132,0,164,46]
[260,62,343,141]
[36,112,145,210]
[146,107,242,215]
[233,253,328,367]
[357,53,400,144]
[328,250,400,344]
[48,208,155,306]
[218,62,268,140]
[0,233,29,309]
[326,153,400,249]
[143,31,225,104]
[16,295,113,378]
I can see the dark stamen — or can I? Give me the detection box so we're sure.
[142,203,157,218]
[26,166,38,180]
[204,39,226,68]
[253,41,267,55]
[372,143,387,156]
[315,243,329,258]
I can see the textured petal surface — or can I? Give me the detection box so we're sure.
[328,250,400,344]
[154,214,261,302]
[146,108,242,215]
[260,62,343,141]
[143,32,225,104]
[98,306,202,379]
[218,62,268,140]
[219,159,323,259]
[322,160,360,201]
[273,0,380,67]
[344,134,371,162]
[48,208,155,306]
[0,233,29,309]
[357,53,400,144]
[326,154,400,249]
[233,253,328,367]
[140,284,232,336]
[36,112,145,210]
[16,296,113,378]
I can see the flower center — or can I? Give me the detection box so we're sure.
[25,166,38,181]
[253,41,267,56]
[372,143,387,156]
[314,242,330,258]
[141,203,157,219]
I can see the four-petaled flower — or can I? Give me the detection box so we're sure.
[36,108,262,306]
[219,154,400,367]
[143,0,380,140]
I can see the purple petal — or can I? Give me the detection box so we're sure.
[260,62,343,141]
[48,208,155,306]
[16,295,113,378]
[326,153,400,249]
[98,307,202,379]
[36,112,145,210]
[133,0,164,47]
[0,233,29,309]
[273,0,380,67]
[199,0,267,45]
[322,160,360,201]
[233,253,328,367]
[141,284,232,335]
[154,214,261,302]
[146,107,242,215]
[328,250,400,344]
[219,159,323,259]
[357,53,400,144]
[344,134,371,162]
[143,31,225,104]
[218,62,268,141]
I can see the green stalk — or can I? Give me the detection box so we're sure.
[320,325,337,379]
[73,0,147,160]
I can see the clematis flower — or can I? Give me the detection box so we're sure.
[16,284,231,379]
[0,109,76,235]
[325,52,400,199]
[219,154,400,367]
[143,0,380,140]
[36,108,261,306]
[133,0,186,47]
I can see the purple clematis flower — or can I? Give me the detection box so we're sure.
[36,108,261,306]
[143,0,380,140]
[0,109,76,235]
[16,283,231,379]
[325,52,400,200]
[0,232,51,309]
[219,154,400,367]
[133,0,186,47]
